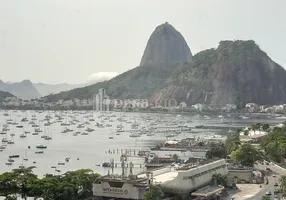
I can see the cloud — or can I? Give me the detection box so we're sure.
[86,72,118,83]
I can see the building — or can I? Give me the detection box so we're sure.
[93,159,228,200]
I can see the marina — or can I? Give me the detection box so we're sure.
[0,110,284,177]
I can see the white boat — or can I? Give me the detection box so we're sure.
[146,132,155,136]
[117,128,124,132]
[85,127,94,132]
[129,133,141,138]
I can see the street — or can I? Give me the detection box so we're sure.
[248,162,285,200]
[227,162,285,200]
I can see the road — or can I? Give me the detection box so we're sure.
[248,162,285,200]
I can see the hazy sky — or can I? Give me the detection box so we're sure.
[0,0,286,84]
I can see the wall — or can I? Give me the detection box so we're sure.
[93,181,146,200]
[160,160,228,199]
[227,170,252,183]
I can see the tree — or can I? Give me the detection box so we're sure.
[0,172,17,198]
[280,176,286,195]
[62,169,100,199]
[212,173,227,186]
[261,195,271,200]
[12,167,37,199]
[206,142,226,159]
[243,129,249,136]
[231,143,261,166]
[172,154,179,163]
[226,132,240,154]
[0,167,100,200]
[144,184,162,200]
[262,124,270,132]
[260,127,286,162]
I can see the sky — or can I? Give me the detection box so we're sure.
[0,0,286,84]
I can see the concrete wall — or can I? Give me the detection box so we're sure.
[93,181,146,199]
[160,159,228,198]
[227,170,252,183]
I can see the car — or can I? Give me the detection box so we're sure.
[274,183,279,187]
[274,190,279,194]
[265,191,272,195]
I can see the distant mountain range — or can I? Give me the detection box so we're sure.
[0,73,117,99]
[45,22,286,106]
[0,91,14,102]
[0,80,41,100]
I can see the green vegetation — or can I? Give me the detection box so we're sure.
[260,126,286,163]
[212,173,227,186]
[206,142,226,159]
[261,195,271,200]
[0,167,99,200]
[0,91,14,102]
[231,143,262,166]
[280,176,286,195]
[143,184,162,200]
[45,39,286,107]
[225,131,240,154]
[47,63,178,101]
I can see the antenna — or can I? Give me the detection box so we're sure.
[129,162,133,175]
[110,159,114,175]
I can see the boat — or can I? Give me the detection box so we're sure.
[116,128,124,133]
[35,151,44,154]
[109,136,114,139]
[16,125,24,128]
[7,140,14,144]
[20,134,27,138]
[5,162,12,166]
[8,158,14,162]
[36,144,47,149]
[9,155,20,158]
[62,127,73,133]
[34,128,42,132]
[45,136,52,140]
[58,162,65,165]
[81,132,88,135]
[147,132,155,136]
[44,122,51,126]
[129,133,141,138]
[85,127,94,132]
[2,138,8,143]
[21,118,28,122]
[77,124,85,128]
[166,133,175,138]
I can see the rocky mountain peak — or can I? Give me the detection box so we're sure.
[139,22,192,66]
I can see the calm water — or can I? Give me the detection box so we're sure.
[0,110,283,177]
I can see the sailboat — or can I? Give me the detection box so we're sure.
[44,128,52,140]
[23,150,28,161]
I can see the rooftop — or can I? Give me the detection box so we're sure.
[191,185,224,197]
